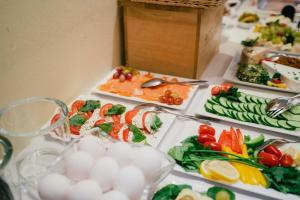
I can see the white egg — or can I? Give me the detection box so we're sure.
[102,190,129,200]
[133,146,162,180]
[114,165,145,200]
[38,173,70,200]
[107,142,132,166]
[67,179,102,200]
[77,135,106,159]
[65,151,94,181]
[89,156,119,192]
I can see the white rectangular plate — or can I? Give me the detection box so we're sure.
[197,86,300,137]
[72,94,176,148]
[159,120,300,200]
[223,53,299,94]
[92,69,199,110]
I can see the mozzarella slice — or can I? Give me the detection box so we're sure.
[79,108,101,134]
[131,110,145,129]
[143,112,156,134]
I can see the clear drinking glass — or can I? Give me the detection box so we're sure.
[0,97,70,199]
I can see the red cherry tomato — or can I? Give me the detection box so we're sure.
[211,86,221,96]
[198,134,216,144]
[198,125,215,136]
[174,97,183,105]
[159,96,168,103]
[165,90,172,97]
[99,103,113,117]
[258,151,280,167]
[71,100,85,114]
[221,83,233,93]
[70,125,80,135]
[50,113,61,125]
[203,141,212,148]
[280,154,293,167]
[209,142,222,151]
[264,145,282,158]
[271,78,282,84]
[167,97,174,105]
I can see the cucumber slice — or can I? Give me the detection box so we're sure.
[289,105,300,115]
[254,105,262,115]
[231,110,239,119]
[245,95,253,103]
[205,102,214,112]
[278,120,295,130]
[247,103,256,114]
[232,102,243,112]
[212,105,226,116]
[265,98,272,104]
[258,97,266,104]
[238,96,247,103]
[264,116,280,128]
[281,111,300,122]
[239,103,248,112]
[260,104,267,115]
[207,99,218,105]
[242,112,252,122]
[247,113,255,122]
[212,96,218,102]
[224,109,233,118]
[286,120,300,128]
[237,112,247,122]
[260,116,270,126]
[226,100,234,109]
[219,97,229,108]
[250,96,259,104]
[254,114,262,124]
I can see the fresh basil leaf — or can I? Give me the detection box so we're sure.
[69,114,86,126]
[105,104,126,116]
[129,125,146,143]
[97,122,113,134]
[79,100,100,112]
[150,115,162,131]
[152,184,192,200]
[241,37,258,47]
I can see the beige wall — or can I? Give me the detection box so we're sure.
[0,0,121,107]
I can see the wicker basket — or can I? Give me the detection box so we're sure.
[130,0,225,9]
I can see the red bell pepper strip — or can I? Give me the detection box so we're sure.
[236,128,244,147]
[230,127,242,154]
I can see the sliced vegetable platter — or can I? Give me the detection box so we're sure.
[158,120,300,200]
[92,69,199,110]
[223,53,299,94]
[197,85,300,137]
[50,95,176,147]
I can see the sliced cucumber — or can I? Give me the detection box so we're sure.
[247,103,256,114]
[264,116,280,128]
[231,110,239,119]
[254,114,262,124]
[254,105,262,115]
[226,100,234,109]
[260,104,267,115]
[242,112,252,122]
[212,105,226,116]
[219,97,229,108]
[224,109,233,118]
[278,120,295,130]
[250,96,260,104]
[239,103,248,112]
[245,95,253,103]
[289,105,300,115]
[287,120,300,128]
[207,99,218,105]
[260,116,270,126]
[281,111,300,122]
[237,112,247,122]
[238,96,247,103]
[205,102,214,112]
[265,98,272,104]
[232,102,243,112]
[258,97,266,104]
[247,113,255,122]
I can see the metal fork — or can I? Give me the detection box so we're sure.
[266,93,300,118]
[134,103,211,125]
[255,138,300,152]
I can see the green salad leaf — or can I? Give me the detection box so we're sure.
[105,104,126,116]
[217,86,241,102]
[129,124,146,143]
[152,184,192,200]
[79,100,100,112]
[150,115,162,131]
[207,186,235,200]
[97,122,113,134]
[69,114,86,126]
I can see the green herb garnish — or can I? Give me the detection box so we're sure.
[105,104,126,116]
[129,125,146,143]
[150,115,162,131]
[97,122,113,134]
[69,114,86,126]
[79,100,100,112]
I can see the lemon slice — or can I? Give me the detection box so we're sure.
[199,160,214,179]
[207,160,240,182]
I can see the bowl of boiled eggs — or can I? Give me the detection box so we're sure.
[23,132,175,200]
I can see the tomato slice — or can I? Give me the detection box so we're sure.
[71,100,85,113]
[94,119,106,126]
[70,125,80,135]
[50,113,61,125]
[125,109,139,124]
[109,122,123,140]
[112,115,121,124]
[122,128,129,142]
[142,112,150,133]
[99,103,113,117]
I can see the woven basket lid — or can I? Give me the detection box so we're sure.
[129,0,225,9]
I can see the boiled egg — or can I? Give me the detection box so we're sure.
[77,135,106,159]
[89,156,119,192]
[101,190,129,200]
[107,142,132,166]
[67,179,102,200]
[132,146,162,180]
[38,173,70,200]
[114,165,145,200]
[65,151,94,181]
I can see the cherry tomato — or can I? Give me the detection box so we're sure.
[258,151,280,167]
[50,113,61,125]
[71,100,85,113]
[271,78,282,84]
[99,103,113,117]
[165,90,172,97]
[264,145,282,158]
[198,134,216,144]
[198,125,215,136]
[203,141,212,148]
[221,83,233,93]
[167,97,174,105]
[174,97,183,105]
[70,125,80,135]
[94,119,105,126]
[113,71,120,79]
[159,95,168,103]
[280,154,293,167]
[125,73,133,80]
[211,86,221,96]
[209,142,222,151]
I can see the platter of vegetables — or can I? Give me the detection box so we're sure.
[159,120,300,200]
[198,84,300,136]
[50,95,176,147]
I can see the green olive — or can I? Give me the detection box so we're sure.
[215,191,230,200]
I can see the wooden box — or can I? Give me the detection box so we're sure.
[122,0,224,78]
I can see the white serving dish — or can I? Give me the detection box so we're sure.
[223,53,300,93]
[196,85,300,137]
[92,69,200,111]
[159,120,300,200]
